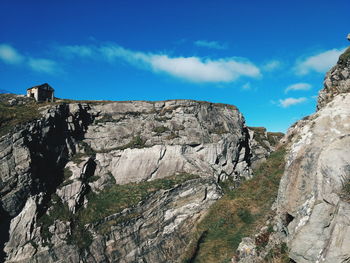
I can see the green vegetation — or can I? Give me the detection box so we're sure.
[210,124,228,135]
[66,221,93,252]
[0,94,47,136]
[78,173,199,226]
[267,132,284,145]
[154,116,170,122]
[344,181,350,194]
[94,114,115,124]
[341,180,350,202]
[79,141,96,155]
[249,126,284,151]
[86,175,100,183]
[153,125,170,135]
[63,167,73,180]
[37,173,199,250]
[264,242,289,262]
[71,152,87,164]
[182,147,286,263]
[166,132,179,140]
[37,194,71,246]
[117,135,146,150]
[339,46,350,61]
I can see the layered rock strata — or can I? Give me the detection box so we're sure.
[0,99,276,262]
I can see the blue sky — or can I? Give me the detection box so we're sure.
[0,0,349,132]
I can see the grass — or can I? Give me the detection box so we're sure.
[339,46,350,62]
[340,180,350,202]
[263,243,290,263]
[181,147,286,263]
[94,114,115,124]
[153,125,170,135]
[78,173,199,226]
[63,167,73,180]
[343,181,350,194]
[37,173,199,250]
[0,94,50,137]
[38,194,71,246]
[71,152,87,164]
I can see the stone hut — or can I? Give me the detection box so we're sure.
[27,83,54,102]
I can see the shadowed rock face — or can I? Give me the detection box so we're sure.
[0,99,276,263]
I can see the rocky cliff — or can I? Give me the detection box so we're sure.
[236,46,350,263]
[0,98,280,262]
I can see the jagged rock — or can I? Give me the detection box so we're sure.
[276,93,350,263]
[248,127,283,169]
[0,99,277,262]
[235,47,350,263]
[317,46,350,110]
[4,195,41,262]
[236,237,257,263]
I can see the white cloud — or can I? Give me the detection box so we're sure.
[295,47,346,75]
[263,60,281,71]
[59,45,93,57]
[61,43,261,83]
[285,83,311,93]
[148,55,260,82]
[0,43,60,74]
[0,44,24,64]
[279,97,307,108]
[28,58,60,74]
[194,40,228,50]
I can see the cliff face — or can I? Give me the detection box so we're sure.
[317,47,350,109]
[236,47,350,263]
[0,99,278,262]
[278,47,350,263]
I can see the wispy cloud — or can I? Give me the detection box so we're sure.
[194,40,228,50]
[59,43,261,83]
[0,44,24,64]
[28,58,60,74]
[242,82,251,90]
[263,60,281,72]
[279,97,307,108]
[285,83,311,93]
[295,47,346,75]
[0,43,60,74]
[58,45,93,58]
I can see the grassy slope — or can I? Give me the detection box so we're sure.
[0,94,45,136]
[182,147,286,263]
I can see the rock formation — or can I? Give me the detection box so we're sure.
[0,98,279,262]
[236,46,350,263]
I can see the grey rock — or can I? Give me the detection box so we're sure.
[0,99,276,262]
[276,94,350,262]
[235,47,350,263]
[317,47,350,109]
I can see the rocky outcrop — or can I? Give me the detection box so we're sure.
[278,48,350,263]
[0,99,276,262]
[317,47,350,110]
[248,127,283,169]
[236,47,350,263]
[276,93,350,262]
